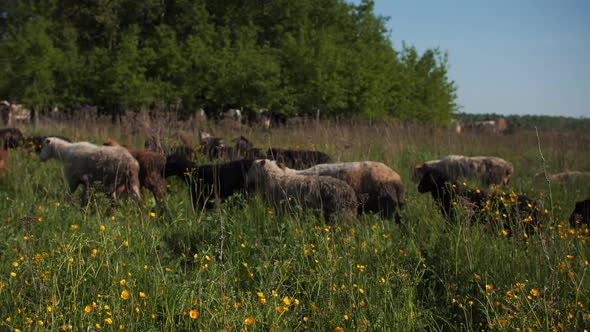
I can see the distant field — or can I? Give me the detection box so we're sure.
[1,119,589,331]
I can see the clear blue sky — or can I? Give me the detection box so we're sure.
[349,0,590,118]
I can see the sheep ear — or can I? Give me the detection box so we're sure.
[259,160,266,166]
[415,163,425,169]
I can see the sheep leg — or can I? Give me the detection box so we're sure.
[146,175,166,206]
[79,175,91,207]
[130,183,142,208]
[65,177,80,205]
[110,191,119,211]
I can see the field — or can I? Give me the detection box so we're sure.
[1,118,589,331]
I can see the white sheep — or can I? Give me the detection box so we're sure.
[40,137,141,209]
[246,159,358,222]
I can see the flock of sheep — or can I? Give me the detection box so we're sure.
[1,127,589,232]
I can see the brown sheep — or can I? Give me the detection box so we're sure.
[298,161,405,222]
[40,137,141,209]
[104,139,167,207]
[414,155,513,187]
[246,159,358,222]
[0,148,7,177]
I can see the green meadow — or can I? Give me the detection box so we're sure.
[1,120,589,331]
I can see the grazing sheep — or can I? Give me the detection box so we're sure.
[199,135,329,168]
[414,155,513,186]
[233,135,254,152]
[298,161,405,222]
[265,148,332,170]
[104,139,167,207]
[164,154,255,210]
[0,148,7,177]
[200,135,264,161]
[0,128,24,149]
[24,135,71,152]
[246,159,358,222]
[144,135,196,160]
[40,137,141,209]
[570,199,590,228]
[418,165,539,235]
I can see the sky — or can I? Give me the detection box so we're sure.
[349,0,590,118]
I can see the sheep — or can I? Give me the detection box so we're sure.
[570,199,590,228]
[246,159,358,222]
[0,128,24,149]
[297,161,405,222]
[40,137,141,209]
[414,155,513,187]
[265,148,332,170]
[164,154,255,210]
[144,135,196,160]
[24,135,71,152]
[533,171,590,188]
[200,135,264,161]
[417,165,539,235]
[198,135,330,168]
[104,139,167,207]
[0,148,7,177]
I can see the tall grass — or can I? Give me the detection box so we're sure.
[0,119,588,331]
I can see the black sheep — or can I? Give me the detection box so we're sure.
[570,199,590,227]
[201,135,264,161]
[418,166,540,235]
[265,148,331,170]
[165,154,255,210]
[24,135,71,152]
[0,128,24,149]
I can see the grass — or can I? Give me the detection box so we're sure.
[0,119,589,331]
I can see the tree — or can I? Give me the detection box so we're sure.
[0,0,459,124]
[0,17,57,113]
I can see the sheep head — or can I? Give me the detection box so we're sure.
[39,138,54,161]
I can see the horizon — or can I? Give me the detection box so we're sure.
[349,0,590,119]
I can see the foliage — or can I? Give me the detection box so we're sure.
[0,0,457,123]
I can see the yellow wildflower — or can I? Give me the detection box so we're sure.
[244,316,255,326]
[189,309,199,319]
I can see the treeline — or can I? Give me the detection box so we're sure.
[0,0,456,124]
[455,113,590,132]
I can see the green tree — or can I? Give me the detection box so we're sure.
[0,17,57,113]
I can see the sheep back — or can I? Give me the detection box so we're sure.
[42,137,140,195]
[299,161,405,221]
[415,155,513,186]
[248,160,357,221]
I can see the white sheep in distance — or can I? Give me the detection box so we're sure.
[40,137,141,209]
[246,159,358,222]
